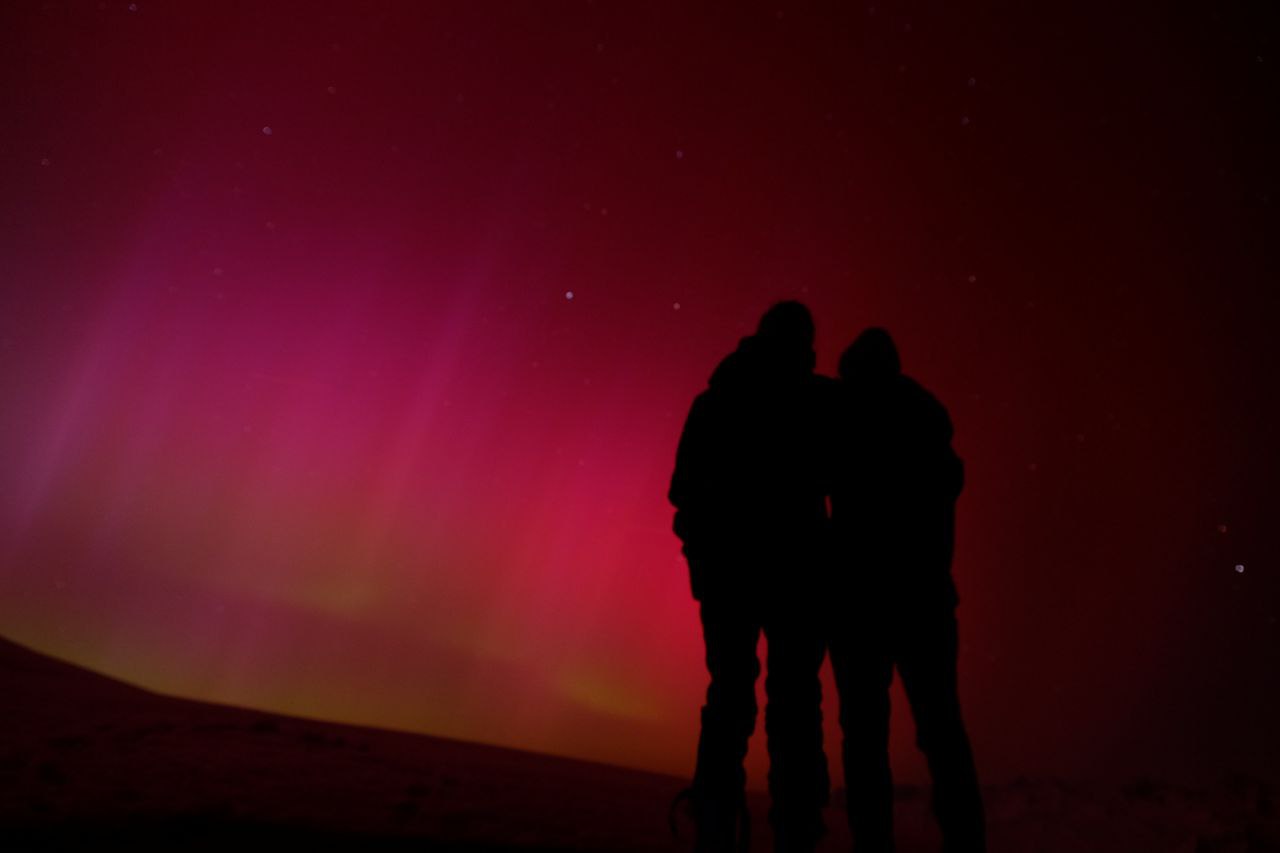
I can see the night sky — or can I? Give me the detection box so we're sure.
[1,1,1276,787]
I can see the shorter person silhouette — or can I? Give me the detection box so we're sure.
[827,328,985,853]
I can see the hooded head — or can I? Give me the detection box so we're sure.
[838,327,901,382]
[756,300,815,352]
[753,300,817,374]
[708,301,817,388]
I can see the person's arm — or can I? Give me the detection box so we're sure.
[669,392,714,551]
[946,446,965,500]
[911,377,965,500]
[936,398,965,499]
[669,392,724,599]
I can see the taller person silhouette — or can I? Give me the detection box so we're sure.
[669,302,832,853]
[828,328,985,853]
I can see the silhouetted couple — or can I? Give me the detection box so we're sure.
[669,302,985,853]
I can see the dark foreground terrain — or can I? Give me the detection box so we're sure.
[2,635,1275,851]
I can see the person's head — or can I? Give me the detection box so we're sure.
[838,327,901,381]
[749,301,816,374]
[755,300,815,351]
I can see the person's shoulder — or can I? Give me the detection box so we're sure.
[689,370,735,416]
[899,374,953,434]
[708,352,737,387]
[708,337,758,389]
[899,374,942,407]
[687,386,718,416]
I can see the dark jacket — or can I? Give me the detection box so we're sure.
[831,373,964,609]
[669,335,834,600]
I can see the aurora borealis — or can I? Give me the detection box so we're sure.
[1,1,1276,787]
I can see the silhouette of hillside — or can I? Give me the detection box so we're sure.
[2,634,1276,851]
[0,634,687,851]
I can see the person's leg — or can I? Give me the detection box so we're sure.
[829,620,896,853]
[762,608,829,851]
[896,611,985,853]
[693,595,762,851]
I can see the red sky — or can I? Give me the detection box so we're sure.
[1,1,1276,787]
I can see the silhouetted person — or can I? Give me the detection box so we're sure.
[827,328,985,853]
[669,302,833,852]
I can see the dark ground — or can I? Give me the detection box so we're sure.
[2,635,1276,851]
